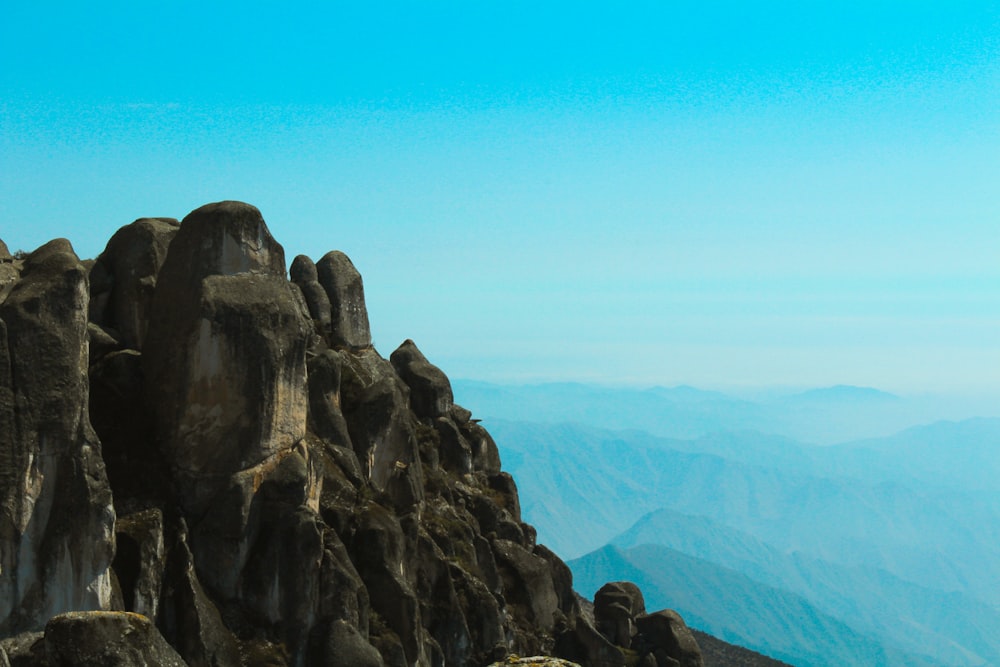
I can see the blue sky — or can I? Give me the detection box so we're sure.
[2,2,999,393]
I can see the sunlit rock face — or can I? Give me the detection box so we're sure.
[143,201,311,509]
[0,239,115,635]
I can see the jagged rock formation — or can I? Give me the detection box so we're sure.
[0,201,703,667]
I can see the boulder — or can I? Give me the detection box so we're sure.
[552,615,626,667]
[434,417,472,474]
[594,581,646,647]
[492,539,560,635]
[43,612,186,667]
[635,610,703,667]
[350,504,423,665]
[339,348,419,490]
[0,239,115,634]
[290,255,333,336]
[142,201,311,513]
[0,632,44,667]
[312,619,384,667]
[316,250,371,349]
[307,349,354,449]
[390,339,454,419]
[89,217,179,349]
[462,420,502,474]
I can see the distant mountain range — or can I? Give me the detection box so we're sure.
[453,379,996,444]
[455,381,1000,667]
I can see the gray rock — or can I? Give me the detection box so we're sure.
[43,611,186,667]
[0,205,705,667]
[434,417,472,474]
[390,339,454,419]
[553,616,626,667]
[594,581,647,647]
[157,520,241,667]
[635,610,704,667]
[113,509,166,620]
[314,619,384,667]
[307,349,353,449]
[462,420,502,475]
[0,632,44,667]
[339,348,419,490]
[290,255,333,336]
[316,251,371,349]
[492,539,560,635]
[90,217,179,349]
[0,239,115,635]
[86,322,123,366]
[143,202,311,513]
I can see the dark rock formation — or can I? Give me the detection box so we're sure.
[584,582,704,667]
[634,610,704,667]
[89,217,180,350]
[0,205,704,667]
[43,611,186,667]
[594,581,646,647]
[315,250,371,349]
[390,339,454,419]
[0,239,115,636]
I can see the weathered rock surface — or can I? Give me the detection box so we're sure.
[316,250,371,349]
[143,202,310,501]
[44,611,186,667]
[635,610,704,667]
[0,202,704,667]
[89,217,179,350]
[0,239,115,635]
[390,339,454,419]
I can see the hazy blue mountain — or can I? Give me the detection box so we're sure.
[570,544,940,667]
[453,380,767,439]
[490,419,1000,605]
[831,417,1000,493]
[461,382,1000,665]
[454,380,996,444]
[610,508,1000,666]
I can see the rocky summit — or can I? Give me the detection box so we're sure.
[0,201,704,667]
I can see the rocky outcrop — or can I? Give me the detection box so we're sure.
[89,217,180,350]
[0,204,704,667]
[315,250,371,349]
[0,239,115,636]
[586,583,703,667]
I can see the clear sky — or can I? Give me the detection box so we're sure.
[2,2,999,394]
